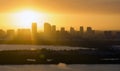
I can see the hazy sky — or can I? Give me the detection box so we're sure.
[0,0,120,31]
[0,0,120,14]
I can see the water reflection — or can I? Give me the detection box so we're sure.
[0,65,120,71]
[0,45,80,51]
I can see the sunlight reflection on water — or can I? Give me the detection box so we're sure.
[0,64,120,71]
[0,45,80,51]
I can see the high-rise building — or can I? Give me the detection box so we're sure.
[7,30,15,40]
[87,27,92,33]
[17,29,31,40]
[32,22,37,35]
[44,23,51,33]
[51,25,56,32]
[0,29,6,40]
[86,27,95,37]
[70,27,75,34]
[61,27,65,32]
[79,26,84,35]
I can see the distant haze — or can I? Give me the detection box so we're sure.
[0,0,120,31]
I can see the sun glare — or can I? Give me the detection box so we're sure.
[12,10,47,29]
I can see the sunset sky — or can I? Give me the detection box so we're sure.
[0,0,120,31]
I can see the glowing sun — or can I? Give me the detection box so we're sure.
[13,10,46,28]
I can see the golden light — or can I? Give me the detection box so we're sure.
[11,10,47,29]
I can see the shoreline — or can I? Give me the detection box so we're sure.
[0,39,120,48]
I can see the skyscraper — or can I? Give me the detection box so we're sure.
[70,27,75,34]
[32,22,37,35]
[61,27,65,32]
[80,26,84,34]
[44,23,51,34]
[86,27,94,36]
[87,27,92,33]
[51,25,56,32]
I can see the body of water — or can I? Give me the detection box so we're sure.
[0,44,81,51]
[0,64,120,71]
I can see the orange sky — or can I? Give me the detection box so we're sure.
[0,0,120,31]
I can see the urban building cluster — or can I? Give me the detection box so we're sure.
[0,22,120,42]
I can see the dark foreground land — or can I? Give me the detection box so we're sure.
[0,47,120,65]
[0,39,120,64]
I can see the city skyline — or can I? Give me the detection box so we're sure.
[0,22,120,45]
[0,22,94,32]
[0,0,120,66]
[0,22,120,38]
[0,0,120,30]
[1,22,120,33]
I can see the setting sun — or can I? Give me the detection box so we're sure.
[11,10,47,29]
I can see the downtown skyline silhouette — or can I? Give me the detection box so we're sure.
[0,22,119,47]
[0,0,120,66]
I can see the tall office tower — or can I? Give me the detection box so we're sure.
[61,27,65,32]
[80,26,84,34]
[87,27,92,33]
[32,22,37,35]
[51,25,56,32]
[70,27,75,34]
[44,23,51,33]
[86,27,95,37]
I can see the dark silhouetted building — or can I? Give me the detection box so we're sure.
[7,29,15,40]
[61,27,65,33]
[70,27,75,34]
[32,22,37,35]
[0,29,6,40]
[116,32,120,39]
[87,27,92,33]
[104,31,113,39]
[85,27,95,38]
[17,29,31,40]
[51,25,56,32]
[79,26,84,35]
[44,23,51,34]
